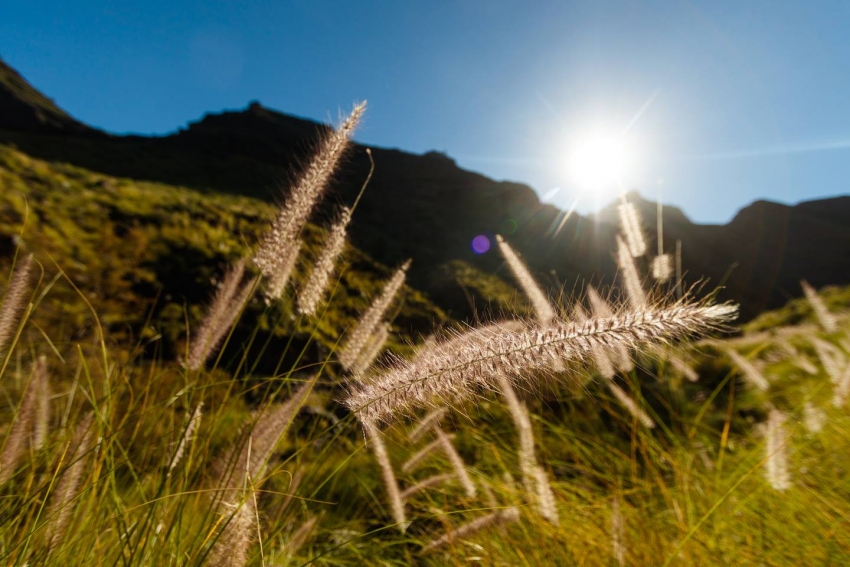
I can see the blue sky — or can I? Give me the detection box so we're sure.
[3,1,850,223]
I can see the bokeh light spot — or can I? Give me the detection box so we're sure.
[471,235,491,254]
[501,219,518,235]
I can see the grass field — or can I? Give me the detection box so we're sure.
[1,125,848,566]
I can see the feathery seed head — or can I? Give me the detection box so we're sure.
[345,301,737,425]
[587,285,635,372]
[651,254,673,282]
[263,242,301,302]
[339,260,410,370]
[239,379,315,484]
[253,101,365,283]
[801,280,837,333]
[0,253,34,358]
[495,371,538,498]
[532,464,559,524]
[607,382,655,428]
[168,402,203,476]
[497,236,556,324]
[32,355,51,451]
[435,427,477,497]
[186,260,249,371]
[208,498,257,567]
[364,420,408,531]
[573,303,616,379]
[618,202,647,258]
[762,409,792,491]
[726,349,770,391]
[422,507,520,553]
[349,322,391,378]
[667,352,699,382]
[46,412,96,552]
[811,338,846,383]
[297,207,351,316]
[616,236,647,309]
[833,363,850,407]
[611,496,626,567]
[399,473,455,500]
[803,401,826,433]
[0,358,44,483]
[587,285,614,318]
[408,407,447,442]
[401,434,449,474]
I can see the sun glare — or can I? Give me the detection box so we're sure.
[567,132,634,191]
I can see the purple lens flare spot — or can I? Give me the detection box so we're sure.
[471,235,491,254]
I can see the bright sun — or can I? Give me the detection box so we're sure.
[567,132,634,190]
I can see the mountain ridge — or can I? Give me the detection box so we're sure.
[2,56,849,321]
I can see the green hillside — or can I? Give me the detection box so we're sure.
[0,144,461,371]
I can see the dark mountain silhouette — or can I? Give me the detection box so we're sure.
[0,59,99,135]
[2,57,849,321]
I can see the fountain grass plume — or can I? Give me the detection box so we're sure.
[494,373,538,499]
[762,409,792,491]
[208,496,257,567]
[434,426,477,497]
[408,408,447,442]
[652,254,673,282]
[573,303,616,379]
[208,379,316,567]
[607,382,655,429]
[345,300,737,425]
[32,355,50,451]
[726,349,769,391]
[618,201,647,258]
[264,241,301,302]
[0,358,44,483]
[168,402,203,477]
[402,434,453,473]
[801,280,837,333]
[400,472,455,499]
[363,419,408,531]
[228,377,316,486]
[487,330,557,522]
[0,253,34,358]
[811,338,845,383]
[833,364,850,407]
[297,207,351,316]
[616,236,647,310]
[422,507,520,553]
[792,356,819,375]
[496,235,556,324]
[611,496,626,567]
[776,338,819,374]
[667,352,699,382]
[532,464,559,525]
[338,260,410,370]
[349,322,391,378]
[803,401,826,433]
[45,411,96,553]
[285,514,318,558]
[186,259,248,371]
[587,285,633,372]
[253,102,366,287]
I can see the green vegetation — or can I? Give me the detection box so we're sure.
[0,144,446,367]
[0,144,848,566]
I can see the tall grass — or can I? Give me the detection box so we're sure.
[0,103,848,566]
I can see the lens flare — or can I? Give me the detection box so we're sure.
[471,235,491,254]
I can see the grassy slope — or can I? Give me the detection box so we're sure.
[0,144,456,367]
[0,146,848,565]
